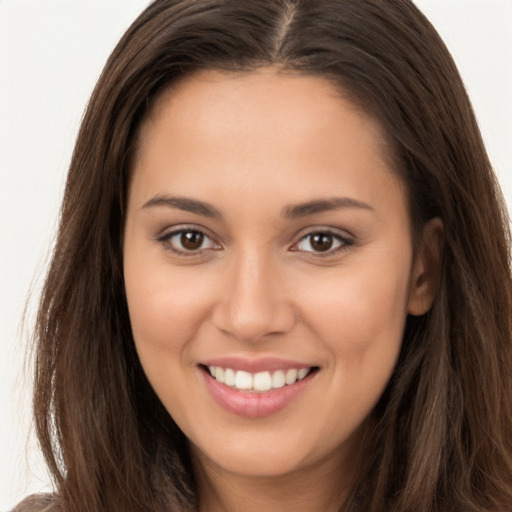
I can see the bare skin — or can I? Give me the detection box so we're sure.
[123,68,442,512]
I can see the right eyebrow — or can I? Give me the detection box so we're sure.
[141,195,222,219]
[282,197,374,219]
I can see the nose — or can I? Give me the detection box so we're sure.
[211,248,296,343]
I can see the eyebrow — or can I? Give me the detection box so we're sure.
[141,194,374,219]
[282,197,374,218]
[142,195,222,219]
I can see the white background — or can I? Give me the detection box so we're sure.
[1,1,511,509]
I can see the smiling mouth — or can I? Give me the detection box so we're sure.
[201,365,319,393]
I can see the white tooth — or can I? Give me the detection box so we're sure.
[214,366,225,383]
[297,368,310,381]
[285,368,298,385]
[272,370,286,388]
[208,365,215,376]
[235,370,253,390]
[253,371,272,391]
[224,368,236,387]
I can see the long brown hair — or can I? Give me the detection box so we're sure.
[26,1,512,511]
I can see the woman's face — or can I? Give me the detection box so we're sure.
[124,69,434,481]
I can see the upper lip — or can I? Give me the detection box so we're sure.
[200,356,316,374]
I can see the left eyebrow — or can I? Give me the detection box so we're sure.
[282,197,375,219]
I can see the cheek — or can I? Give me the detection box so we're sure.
[124,261,217,428]
[299,254,411,370]
[294,263,410,434]
[123,250,218,395]
[125,255,210,346]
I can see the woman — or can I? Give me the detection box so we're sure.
[16,0,512,511]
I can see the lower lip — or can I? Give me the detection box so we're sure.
[201,368,315,418]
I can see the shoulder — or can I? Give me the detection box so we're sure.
[11,494,59,512]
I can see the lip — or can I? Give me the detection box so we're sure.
[199,358,318,418]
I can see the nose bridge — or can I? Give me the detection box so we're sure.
[212,244,294,341]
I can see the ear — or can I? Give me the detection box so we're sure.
[407,217,444,316]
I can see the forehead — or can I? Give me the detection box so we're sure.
[130,68,406,220]
[138,67,392,161]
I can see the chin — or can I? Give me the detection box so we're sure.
[194,444,311,478]
[188,420,359,482]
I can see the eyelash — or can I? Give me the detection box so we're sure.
[156,227,220,256]
[291,230,354,256]
[156,227,354,257]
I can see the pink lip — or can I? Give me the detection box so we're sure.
[200,356,313,373]
[199,362,317,419]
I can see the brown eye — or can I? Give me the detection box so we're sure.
[293,230,352,255]
[309,233,334,252]
[158,228,219,254]
[181,231,204,250]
